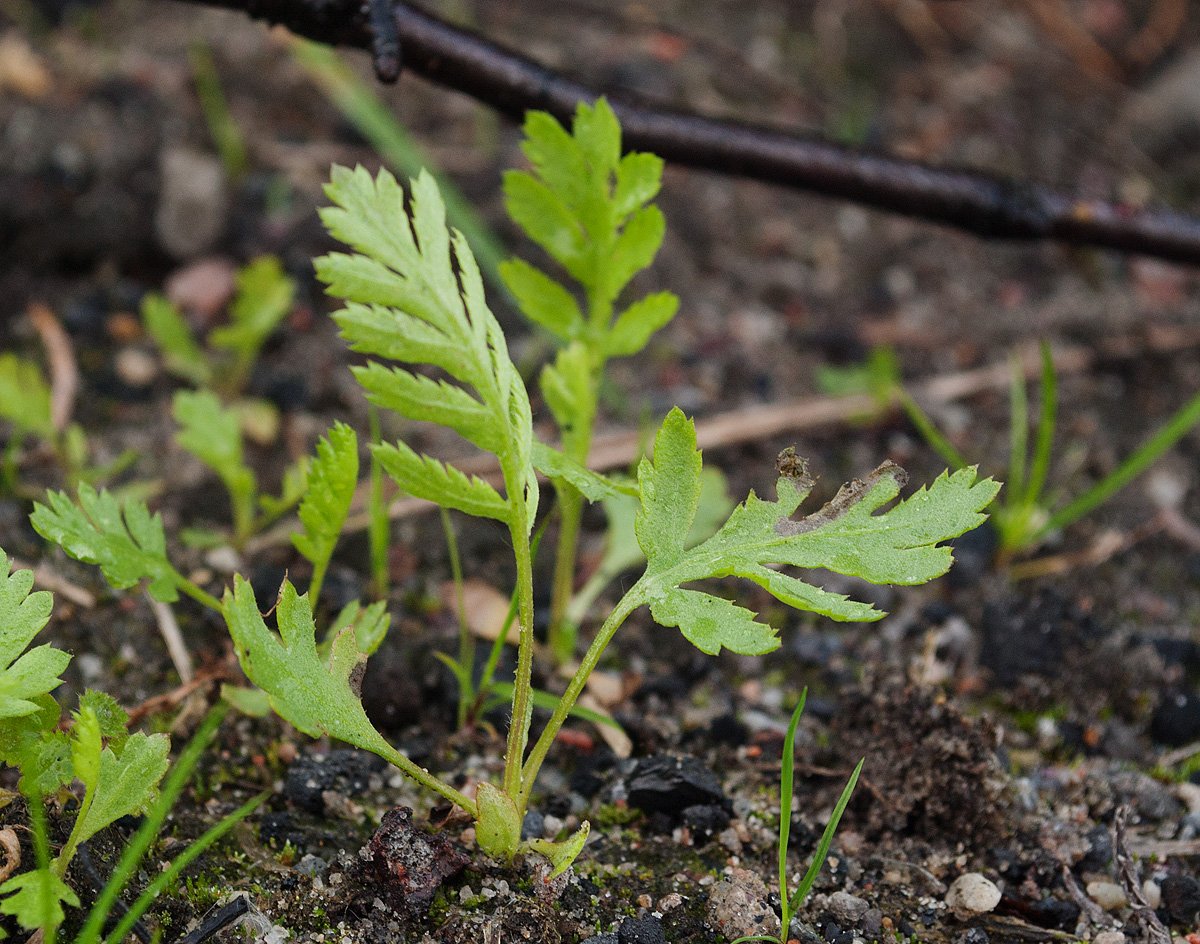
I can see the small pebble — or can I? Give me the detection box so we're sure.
[1086,881,1127,911]
[114,347,159,388]
[945,873,1001,918]
[828,892,870,928]
[1143,879,1162,909]
[1092,932,1125,944]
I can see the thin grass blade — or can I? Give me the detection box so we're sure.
[788,758,863,913]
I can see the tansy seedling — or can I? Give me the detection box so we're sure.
[240,158,1000,873]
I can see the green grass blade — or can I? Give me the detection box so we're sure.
[1024,341,1057,508]
[1044,384,1200,537]
[895,388,968,471]
[788,758,862,913]
[778,689,807,904]
[75,704,228,944]
[292,39,506,287]
[1007,352,1029,506]
[102,792,266,944]
[442,507,474,728]
[188,42,248,181]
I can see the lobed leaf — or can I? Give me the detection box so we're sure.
[0,867,79,931]
[72,732,170,846]
[0,554,63,720]
[317,166,537,528]
[209,256,295,359]
[292,422,358,583]
[222,575,395,759]
[604,292,679,359]
[632,409,1000,654]
[173,389,256,508]
[140,293,212,387]
[530,442,637,503]
[31,486,182,602]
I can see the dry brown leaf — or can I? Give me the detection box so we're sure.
[440,578,517,643]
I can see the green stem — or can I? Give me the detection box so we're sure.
[894,388,967,471]
[502,506,537,802]
[442,507,474,729]
[176,574,224,613]
[547,490,584,660]
[519,584,642,807]
[368,404,389,600]
[382,740,478,817]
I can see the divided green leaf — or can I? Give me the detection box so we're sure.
[292,422,358,602]
[632,408,1000,656]
[140,293,212,387]
[0,867,79,931]
[30,486,184,603]
[223,576,395,760]
[0,554,64,720]
[71,731,170,847]
[209,255,295,364]
[173,389,256,514]
[501,98,674,353]
[0,353,54,442]
[316,166,538,529]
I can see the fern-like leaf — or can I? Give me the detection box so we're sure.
[316,166,537,528]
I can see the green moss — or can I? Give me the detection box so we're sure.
[595,803,640,827]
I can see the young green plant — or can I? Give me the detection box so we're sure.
[0,353,135,496]
[826,343,1200,558]
[219,159,999,875]
[143,255,294,399]
[501,99,681,661]
[731,690,862,944]
[0,551,263,943]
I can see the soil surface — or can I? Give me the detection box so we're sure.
[4,2,1200,943]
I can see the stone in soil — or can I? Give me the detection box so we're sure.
[283,748,386,815]
[367,807,469,915]
[1160,872,1200,924]
[617,916,667,943]
[826,891,869,928]
[706,867,781,941]
[623,754,731,817]
[944,873,1001,918]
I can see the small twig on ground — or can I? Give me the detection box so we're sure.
[1113,804,1172,944]
[126,668,227,725]
[1060,864,1113,933]
[14,557,95,608]
[146,592,194,685]
[27,303,78,433]
[175,0,1200,264]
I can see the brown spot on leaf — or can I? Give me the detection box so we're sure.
[776,459,908,536]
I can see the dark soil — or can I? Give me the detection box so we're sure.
[4,1,1200,943]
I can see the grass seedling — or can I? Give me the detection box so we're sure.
[826,343,1200,559]
[189,41,249,182]
[731,690,862,944]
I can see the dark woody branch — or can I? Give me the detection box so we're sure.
[184,0,1200,265]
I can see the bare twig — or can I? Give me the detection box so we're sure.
[27,303,78,433]
[13,557,95,608]
[146,591,195,685]
[1113,804,1172,944]
[173,0,1200,265]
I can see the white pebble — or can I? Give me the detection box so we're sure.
[945,873,1001,917]
[1143,879,1162,909]
[1087,881,1127,911]
[1093,931,1125,944]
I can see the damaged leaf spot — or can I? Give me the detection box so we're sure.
[775,460,910,537]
